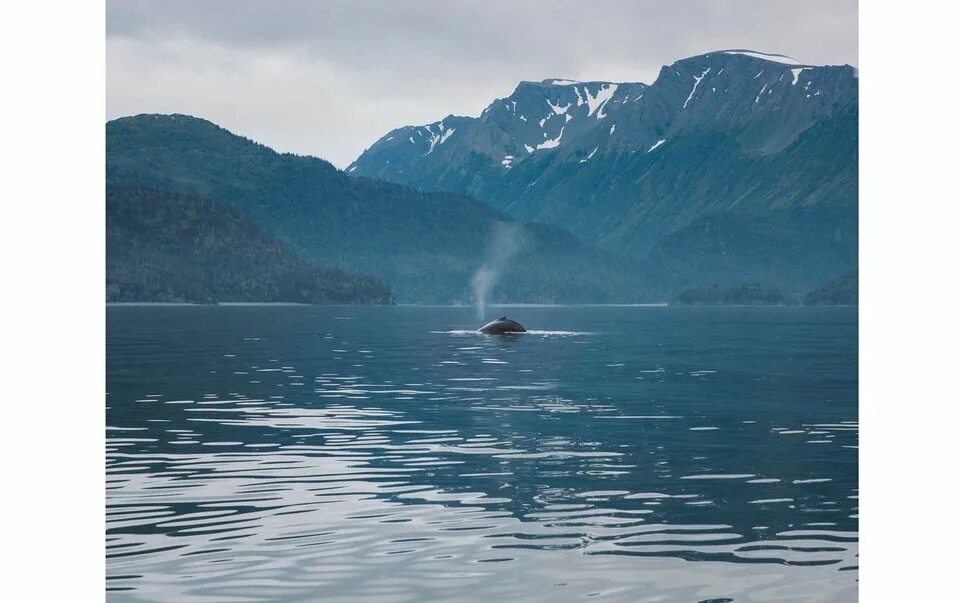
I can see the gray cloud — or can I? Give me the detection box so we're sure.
[107,0,857,167]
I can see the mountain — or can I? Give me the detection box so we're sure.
[803,270,858,305]
[107,114,651,304]
[347,80,646,192]
[107,187,393,304]
[350,50,858,294]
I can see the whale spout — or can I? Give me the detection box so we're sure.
[478,316,526,334]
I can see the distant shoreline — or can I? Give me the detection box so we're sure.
[107,302,313,307]
[107,302,855,308]
[106,302,672,307]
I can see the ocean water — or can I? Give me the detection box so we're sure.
[106,305,858,602]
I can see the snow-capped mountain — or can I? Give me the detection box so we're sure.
[347,79,646,191]
[349,50,858,293]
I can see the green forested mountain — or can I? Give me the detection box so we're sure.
[107,187,392,304]
[107,114,652,303]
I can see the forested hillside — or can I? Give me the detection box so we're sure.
[107,187,392,304]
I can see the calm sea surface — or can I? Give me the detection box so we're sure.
[107,305,858,602]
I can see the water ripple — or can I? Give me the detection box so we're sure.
[107,305,858,602]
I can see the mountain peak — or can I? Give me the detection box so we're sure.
[517,78,633,89]
[711,49,803,65]
[107,112,342,173]
[115,113,218,126]
[673,49,850,70]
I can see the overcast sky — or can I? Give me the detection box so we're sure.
[107,0,857,168]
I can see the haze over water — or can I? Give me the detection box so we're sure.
[107,305,857,602]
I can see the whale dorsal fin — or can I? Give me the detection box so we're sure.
[499,316,507,320]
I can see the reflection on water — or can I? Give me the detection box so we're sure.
[107,305,858,602]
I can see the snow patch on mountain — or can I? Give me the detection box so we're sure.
[547,100,571,115]
[722,50,802,66]
[790,67,810,86]
[585,84,617,118]
[423,125,456,155]
[755,84,768,103]
[579,147,598,163]
[683,68,711,109]
[536,126,565,150]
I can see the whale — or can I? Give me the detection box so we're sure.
[478,316,526,334]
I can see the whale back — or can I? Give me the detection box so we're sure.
[478,317,526,334]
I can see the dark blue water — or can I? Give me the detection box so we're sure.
[107,305,858,602]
